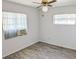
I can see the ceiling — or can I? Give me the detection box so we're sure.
[3,0,76,7]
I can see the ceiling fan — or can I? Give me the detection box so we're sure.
[33,0,56,12]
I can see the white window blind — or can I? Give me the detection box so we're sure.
[53,14,76,25]
[3,12,27,39]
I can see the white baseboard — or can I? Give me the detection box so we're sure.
[3,40,38,58]
[40,40,76,50]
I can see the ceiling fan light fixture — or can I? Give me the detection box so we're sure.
[42,6,48,12]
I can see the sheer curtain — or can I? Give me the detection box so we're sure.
[3,12,27,39]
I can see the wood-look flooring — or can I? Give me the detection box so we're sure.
[4,42,76,59]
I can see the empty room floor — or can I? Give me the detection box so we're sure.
[4,42,76,59]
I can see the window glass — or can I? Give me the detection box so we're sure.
[2,12,27,39]
[53,14,76,25]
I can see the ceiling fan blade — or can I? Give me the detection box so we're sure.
[48,0,56,4]
[48,5,52,7]
[33,2,41,4]
[36,5,42,8]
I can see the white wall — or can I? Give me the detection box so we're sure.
[39,5,76,50]
[2,1,76,57]
[2,1,40,57]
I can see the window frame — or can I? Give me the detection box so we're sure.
[2,11,28,39]
[53,14,76,25]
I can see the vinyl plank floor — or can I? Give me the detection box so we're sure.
[4,42,76,59]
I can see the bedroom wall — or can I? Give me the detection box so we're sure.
[39,5,76,50]
[2,1,40,57]
[2,0,76,57]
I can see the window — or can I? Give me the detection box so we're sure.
[2,12,27,39]
[53,14,76,25]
